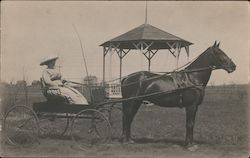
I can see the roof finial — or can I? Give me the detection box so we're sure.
[145,1,148,24]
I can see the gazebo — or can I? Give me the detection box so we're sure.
[100,23,192,82]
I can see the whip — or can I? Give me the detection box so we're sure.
[72,24,89,82]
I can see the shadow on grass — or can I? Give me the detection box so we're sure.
[134,137,211,146]
[39,134,72,140]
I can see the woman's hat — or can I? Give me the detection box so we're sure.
[40,55,58,66]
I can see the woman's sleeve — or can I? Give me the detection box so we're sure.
[50,71,62,80]
[42,70,58,87]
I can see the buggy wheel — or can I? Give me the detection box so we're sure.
[3,105,39,146]
[71,109,111,150]
[100,104,122,140]
[38,113,70,137]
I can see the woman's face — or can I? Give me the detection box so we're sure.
[47,59,57,68]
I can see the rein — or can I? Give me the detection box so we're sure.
[102,53,202,85]
[96,85,198,106]
[67,46,231,89]
[66,65,222,89]
[118,66,219,88]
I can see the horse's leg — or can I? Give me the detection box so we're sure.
[122,100,142,143]
[185,103,198,150]
[121,101,129,141]
[126,101,142,143]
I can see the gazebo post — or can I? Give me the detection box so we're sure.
[142,50,158,72]
[119,50,122,81]
[147,51,152,71]
[102,47,109,84]
[148,58,151,71]
[175,42,181,68]
[103,47,105,83]
[116,49,130,81]
[114,48,130,81]
[185,45,190,62]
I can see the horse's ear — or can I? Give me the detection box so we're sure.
[213,41,217,47]
[217,42,220,48]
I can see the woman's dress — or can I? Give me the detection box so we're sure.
[42,68,88,105]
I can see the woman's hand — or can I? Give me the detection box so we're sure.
[62,79,67,84]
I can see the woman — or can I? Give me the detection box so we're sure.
[40,55,88,105]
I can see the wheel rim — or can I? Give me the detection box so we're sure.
[100,105,123,140]
[3,105,39,146]
[71,109,111,150]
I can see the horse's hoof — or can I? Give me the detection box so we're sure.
[123,139,135,144]
[186,144,198,151]
[128,140,135,144]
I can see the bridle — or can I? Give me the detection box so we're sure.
[209,47,234,71]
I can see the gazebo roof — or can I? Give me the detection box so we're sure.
[100,24,193,49]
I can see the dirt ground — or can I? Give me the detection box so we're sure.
[1,136,248,158]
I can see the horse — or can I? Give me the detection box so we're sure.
[121,41,236,149]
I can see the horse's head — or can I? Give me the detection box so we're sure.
[209,41,236,73]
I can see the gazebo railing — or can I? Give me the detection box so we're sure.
[104,82,122,99]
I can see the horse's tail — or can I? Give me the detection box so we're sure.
[121,77,127,85]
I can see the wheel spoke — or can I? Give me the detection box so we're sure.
[38,113,70,137]
[71,109,111,150]
[3,105,39,146]
[100,106,123,139]
[17,117,33,128]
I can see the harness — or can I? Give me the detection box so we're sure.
[171,71,193,88]
[170,72,192,108]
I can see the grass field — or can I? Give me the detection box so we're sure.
[0,84,249,157]
[133,85,248,147]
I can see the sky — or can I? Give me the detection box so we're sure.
[1,1,249,85]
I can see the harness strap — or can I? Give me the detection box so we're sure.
[96,85,197,106]
[171,72,180,89]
